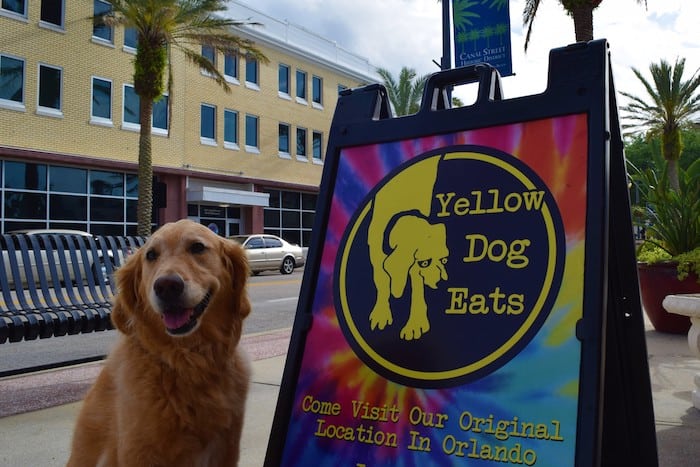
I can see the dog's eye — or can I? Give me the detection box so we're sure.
[418,259,432,268]
[190,241,207,254]
[145,249,158,262]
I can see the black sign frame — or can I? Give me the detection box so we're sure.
[265,40,657,467]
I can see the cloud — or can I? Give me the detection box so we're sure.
[232,0,700,106]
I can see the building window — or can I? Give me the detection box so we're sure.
[124,27,137,49]
[38,63,62,114]
[312,131,323,162]
[202,45,216,69]
[224,109,238,149]
[40,0,64,28]
[1,0,26,18]
[0,54,24,108]
[245,55,258,87]
[1,161,137,235]
[200,104,216,144]
[278,64,290,96]
[278,123,290,156]
[312,75,323,107]
[296,127,307,159]
[296,70,307,102]
[93,0,114,43]
[245,114,259,152]
[123,85,168,132]
[263,189,317,247]
[153,94,168,133]
[224,52,238,82]
[91,77,112,123]
[123,85,139,126]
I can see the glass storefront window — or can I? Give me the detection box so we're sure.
[281,191,300,209]
[264,209,280,227]
[50,166,86,193]
[126,174,138,197]
[4,192,47,219]
[90,170,124,195]
[5,162,47,190]
[126,199,138,222]
[302,193,317,210]
[90,197,123,222]
[50,194,87,220]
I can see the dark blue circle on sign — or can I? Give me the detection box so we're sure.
[334,145,565,388]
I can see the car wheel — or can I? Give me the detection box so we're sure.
[280,257,295,275]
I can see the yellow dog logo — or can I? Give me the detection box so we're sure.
[366,156,449,341]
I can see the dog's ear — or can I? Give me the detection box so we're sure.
[110,247,144,334]
[383,215,424,298]
[222,239,251,319]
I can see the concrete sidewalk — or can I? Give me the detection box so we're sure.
[1,320,700,466]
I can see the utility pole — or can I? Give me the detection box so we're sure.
[441,0,452,70]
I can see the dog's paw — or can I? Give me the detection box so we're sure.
[369,306,393,330]
[400,317,430,341]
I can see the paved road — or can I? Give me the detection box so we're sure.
[0,269,303,375]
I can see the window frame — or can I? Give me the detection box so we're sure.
[245,55,259,90]
[278,64,290,98]
[224,52,239,84]
[92,0,114,45]
[312,131,323,163]
[152,94,169,134]
[200,103,217,145]
[90,76,113,126]
[245,114,259,153]
[122,84,169,134]
[278,123,291,158]
[295,69,307,103]
[224,108,239,150]
[296,127,308,161]
[39,0,64,30]
[0,0,27,20]
[312,75,323,109]
[123,27,138,51]
[0,53,25,111]
[37,62,63,117]
[201,45,216,77]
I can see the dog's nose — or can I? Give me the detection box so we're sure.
[153,274,184,302]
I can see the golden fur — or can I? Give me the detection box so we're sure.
[68,220,251,467]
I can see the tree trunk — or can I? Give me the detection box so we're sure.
[570,6,594,42]
[667,159,681,192]
[137,98,154,236]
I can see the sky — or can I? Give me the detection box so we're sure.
[232,0,699,107]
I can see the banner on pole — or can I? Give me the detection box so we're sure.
[452,0,513,76]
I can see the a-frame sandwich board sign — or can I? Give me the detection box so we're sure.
[265,39,657,466]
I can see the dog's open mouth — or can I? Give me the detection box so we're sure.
[161,291,212,335]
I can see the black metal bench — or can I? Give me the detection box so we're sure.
[0,233,145,344]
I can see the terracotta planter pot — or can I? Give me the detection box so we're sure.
[637,262,700,334]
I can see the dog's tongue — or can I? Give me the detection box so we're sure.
[162,309,193,330]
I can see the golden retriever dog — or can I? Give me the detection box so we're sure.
[366,155,449,341]
[67,219,251,467]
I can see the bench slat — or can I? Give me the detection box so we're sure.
[0,233,145,344]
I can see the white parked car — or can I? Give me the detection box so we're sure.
[229,234,305,275]
[1,229,122,288]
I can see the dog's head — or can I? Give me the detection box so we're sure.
[111,219,250,342]
[383,215,449,297]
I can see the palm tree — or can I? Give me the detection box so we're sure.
[523,0,647,51]
[621,58,700,191]
[97,0,267,235]
[377,67,429,116]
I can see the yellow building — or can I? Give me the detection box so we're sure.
[0,0,379,244]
